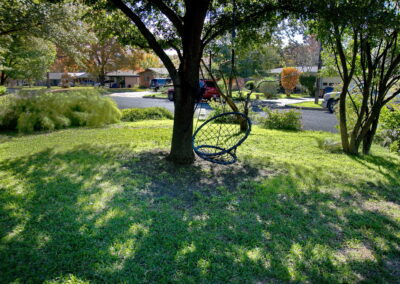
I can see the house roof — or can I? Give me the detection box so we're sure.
[138,68,169,75]
[106,70,139,77]
[48,72,92,80]
[269,66,319,74]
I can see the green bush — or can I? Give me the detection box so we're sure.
[377,106,400,154]
[121,107,173,122]
[0,89,121,133]
[0,86,6,96]
[299,73,317,96]
[261,107,302,131]
[258,80,279,99]
[245,81,255,90]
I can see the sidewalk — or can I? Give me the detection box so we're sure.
[260,97,314,107]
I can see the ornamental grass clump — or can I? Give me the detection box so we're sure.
[262,107,302,131]
[121,107,173,121]
[0,89,121,133]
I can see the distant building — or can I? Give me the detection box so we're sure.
[106,70,139,88]
[138,68,169,87]
[47,72,96,86]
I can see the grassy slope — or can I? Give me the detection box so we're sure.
[0,121,399,283]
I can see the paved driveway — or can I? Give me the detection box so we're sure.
[108,92,338,133]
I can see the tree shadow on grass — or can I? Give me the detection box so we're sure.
[0,145,399,283]
[349,154,400,202]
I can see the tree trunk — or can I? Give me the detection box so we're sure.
[362,115,379,155]
[0,72,7,85]
[168,60,200,164]
[166,1,208,164]
[315,42,323,104]
[99,73,106,86]
[46,72,51,89]
[339,88,350,153]
[168,81,196,164]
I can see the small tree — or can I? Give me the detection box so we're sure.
[299,73,317,97]
[302,0,400,155]
[281,67,300,97]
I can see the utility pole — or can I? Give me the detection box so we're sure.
[315,41,323,104]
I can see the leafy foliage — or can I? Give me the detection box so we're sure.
[262,107,302,131]
[0,86,6,95]
[0,36,56,84]
[121,107,173,122]
[299,73,317,96]
[0,89,121,133]
[377,106,400,154]
[281,67,300,96]
[258,80,279,98]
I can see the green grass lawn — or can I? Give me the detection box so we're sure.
[277,93,309,99]
[0,121,399,283]
[288,101,323,108]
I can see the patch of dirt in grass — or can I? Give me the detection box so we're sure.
[123,150,276,206]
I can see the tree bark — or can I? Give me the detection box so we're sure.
[315,42,322,104]
[362,115,379,155]
[168,77,196,164]
[0,72,7,85]
[167,1,208,164]
[46,72,50,88]
[339,87,350,153]
[99,71,106,86]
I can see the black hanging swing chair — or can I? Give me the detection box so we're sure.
[191,0,251,165]
[192,111,251,165]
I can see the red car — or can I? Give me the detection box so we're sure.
[167,79,220,101]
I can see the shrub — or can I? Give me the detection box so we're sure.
[376,106,400,154]
[0,86,6,96]
[258,80,279,99]
[0,89,121,133]
[281,67,300,96]
[245,81,255,90]
[316,138,342,153]
[261,107,302,131]
[299,73,317,97]
[121,107,173,122]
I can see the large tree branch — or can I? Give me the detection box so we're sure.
[146,0,183,36]
[109,0,177,78]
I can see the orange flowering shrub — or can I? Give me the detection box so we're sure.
[281,67,300,96]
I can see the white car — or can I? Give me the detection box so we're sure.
[322,91,340,113]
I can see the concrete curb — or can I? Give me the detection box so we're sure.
[285,104,326,111]
[142,96,169,100]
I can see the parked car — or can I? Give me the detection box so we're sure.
[323,86,397,113]
[167,79,220,101]
[322,91,340,113]
[150,78,172,91]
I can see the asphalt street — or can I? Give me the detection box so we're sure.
[108,92,338,133]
